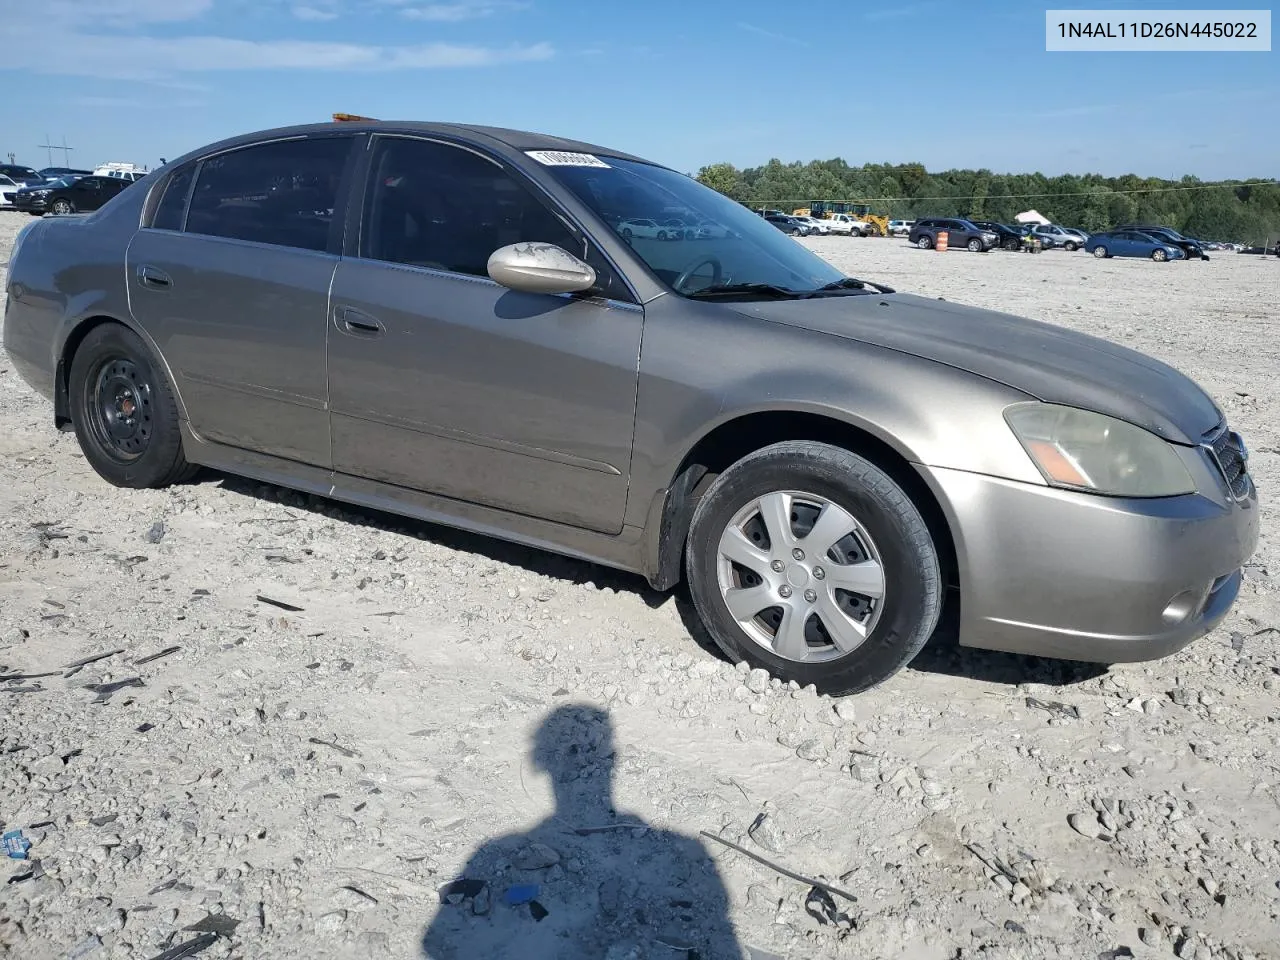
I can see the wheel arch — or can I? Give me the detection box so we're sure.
[644,409,959,599]
[54,313,187,428]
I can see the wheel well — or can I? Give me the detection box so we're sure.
[54,315,121,429]
[651,411,959,596]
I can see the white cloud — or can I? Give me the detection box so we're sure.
[0,30,554,79]
[292,4,339,20]
[389,1,529,22]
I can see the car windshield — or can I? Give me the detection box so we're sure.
[543,156,847,296]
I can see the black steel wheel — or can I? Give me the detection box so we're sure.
[69,323,198,488]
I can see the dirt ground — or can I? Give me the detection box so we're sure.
[2,213,1278,960]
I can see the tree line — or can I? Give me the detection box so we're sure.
[695,158,1280,243]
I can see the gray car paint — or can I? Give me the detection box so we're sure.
[1,120,1259,667]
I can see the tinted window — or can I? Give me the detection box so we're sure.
[361,136,578,277]
[153,166,195,231]
[185,137,351,252]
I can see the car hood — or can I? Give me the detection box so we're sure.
[732,292,1222,444]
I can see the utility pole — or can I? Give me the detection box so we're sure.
[37,135,75,167]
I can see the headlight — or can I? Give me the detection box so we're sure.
[1005,402,1195,497]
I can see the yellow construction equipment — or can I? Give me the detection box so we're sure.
[796,201,891,237]
[332,113,378,122]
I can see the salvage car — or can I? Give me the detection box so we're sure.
[2,121,1259,695]
[11,173,135,216]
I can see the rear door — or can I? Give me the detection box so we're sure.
[326,133,644,534]
[126,133,361,467]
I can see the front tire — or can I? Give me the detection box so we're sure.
[967,238,983,252]
[68,323,197,489]
[1064,241,1078,251]
[684,441,942,695]
[51,199,74,215]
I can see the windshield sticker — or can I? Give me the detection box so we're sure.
[526,150,611,169]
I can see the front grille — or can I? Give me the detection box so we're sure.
[1204,423,1251,500]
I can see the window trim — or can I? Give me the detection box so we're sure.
[349,132,640,306]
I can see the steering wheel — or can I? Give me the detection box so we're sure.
[673,255,724,294]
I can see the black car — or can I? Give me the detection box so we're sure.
[0,164,44,186]
[1115,223,1208,260]
[13,174,135,216]
[969,220,1023,251]
[908,217,997,252]
[37,166,93,182]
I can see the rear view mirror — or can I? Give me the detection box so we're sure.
[487,243,597,295]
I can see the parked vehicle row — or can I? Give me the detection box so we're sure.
[3,119,1257,694]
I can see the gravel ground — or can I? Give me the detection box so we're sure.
[2,213,1278,960]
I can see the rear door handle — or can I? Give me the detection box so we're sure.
[336,306,384,338]
[136,265,172,290]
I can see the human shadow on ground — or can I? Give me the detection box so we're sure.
[419,705,745,960]
[212,475,1106,688]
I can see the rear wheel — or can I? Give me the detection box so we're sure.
[685,441,942,695]
[1092,246,1108,258]
[1151,248,1168,262]
[68,323,197,488]
[916,236,933,249]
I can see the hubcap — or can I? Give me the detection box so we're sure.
[716,490,886,663]
[87,358,153,461]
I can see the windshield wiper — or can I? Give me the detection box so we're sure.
[814,277,896,295]
[685,282,805,300]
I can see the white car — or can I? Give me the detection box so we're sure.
[888,219,913,237]
[616,217,676,240]
[0,175,20,208]
[826,213,873,237]
[795,216,831,236]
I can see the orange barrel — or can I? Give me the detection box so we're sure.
[936,229,949,252]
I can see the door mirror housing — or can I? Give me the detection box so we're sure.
[487,243,597,295]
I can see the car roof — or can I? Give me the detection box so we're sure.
[163,121,654,169]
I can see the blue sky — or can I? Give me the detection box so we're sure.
[0,0,1274,178]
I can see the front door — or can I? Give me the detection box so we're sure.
[126,134,359,467]
[326,134,644,535]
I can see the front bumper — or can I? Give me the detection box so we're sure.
[917,463,1260,663]
[12,195,50,214]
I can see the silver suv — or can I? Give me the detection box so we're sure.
[2,121,1258,694]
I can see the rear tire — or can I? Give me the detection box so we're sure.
[1092,246,1108,258]
[916,236,933,249]
[1152,249,1168,262]
[68,323,198,489]
[684,441,942,696]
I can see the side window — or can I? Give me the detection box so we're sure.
[153,165,195,231]
[185,137,351,252]
[361,137,579,278]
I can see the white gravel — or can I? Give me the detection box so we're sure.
[2,213,1279,960]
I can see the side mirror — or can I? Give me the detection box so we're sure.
[487,242,597,295]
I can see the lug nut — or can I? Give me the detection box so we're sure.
[770,559,785,573]
[813,566,825,580]
[778,585,793,598]
[792,548,805,561]
[804,589,817,603]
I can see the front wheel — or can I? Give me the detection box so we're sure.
[1064,241,1077,251]
[684,441,942,695]
[51,199,74,215]
[967,238,983,252]
[1152,248,1168,262]
[1092,246,1108,258]
[69,323,198,488]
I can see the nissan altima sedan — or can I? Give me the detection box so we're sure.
[2,121,1260,695]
